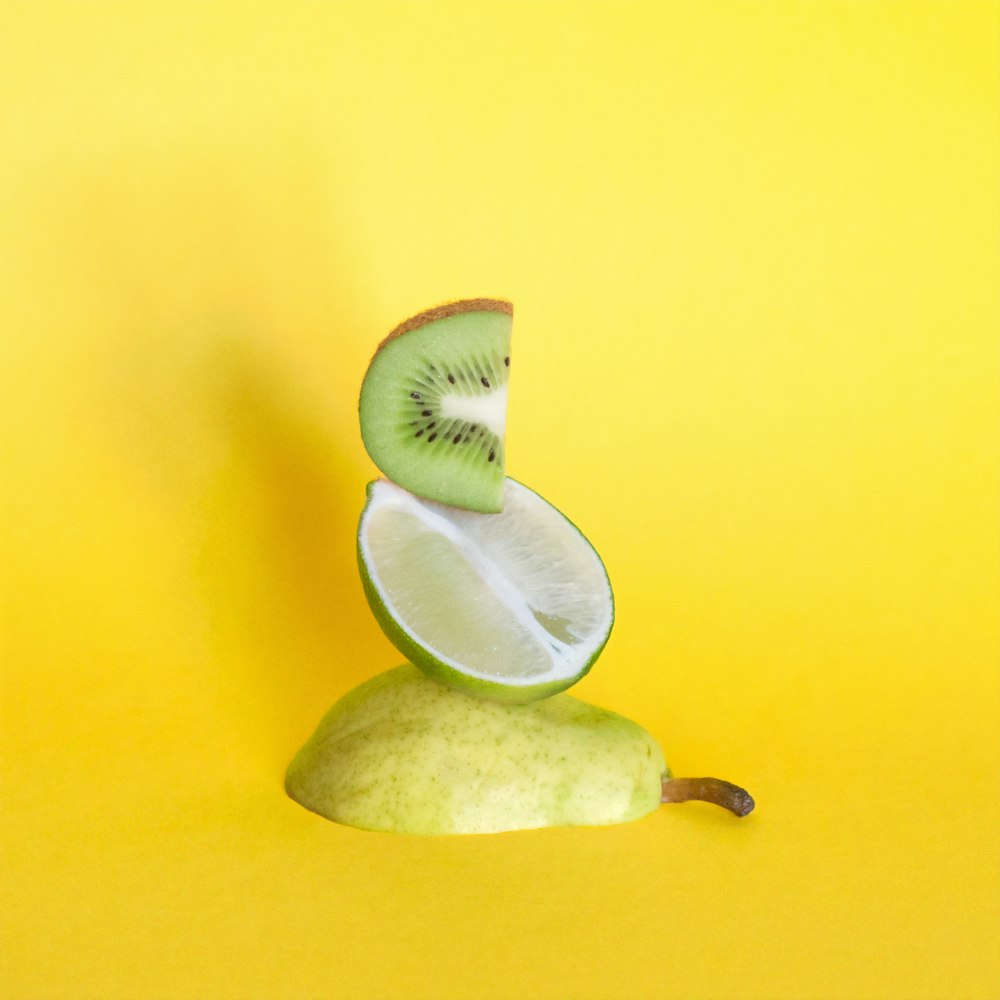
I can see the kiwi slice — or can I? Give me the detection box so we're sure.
[359,298,513,512]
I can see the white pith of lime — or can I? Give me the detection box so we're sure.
[357,478,614,703]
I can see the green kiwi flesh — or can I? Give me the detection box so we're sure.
[359,299,513,512]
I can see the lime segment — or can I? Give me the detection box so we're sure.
[357,478,614,703]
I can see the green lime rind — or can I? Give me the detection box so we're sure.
[356,478,614,705]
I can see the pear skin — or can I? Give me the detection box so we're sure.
[285,665,666,834]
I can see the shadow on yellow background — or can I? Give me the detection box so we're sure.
[3,116,382,763]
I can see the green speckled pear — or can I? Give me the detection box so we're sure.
[285,664,666,834]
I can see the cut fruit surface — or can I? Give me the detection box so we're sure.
[359,298,512,513]
[357,478,614,703]
[285,665,664,834]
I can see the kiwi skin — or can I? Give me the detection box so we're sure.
[381,298,512,345]
[359,298,513,513]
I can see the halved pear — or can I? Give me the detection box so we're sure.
[285,665,665,834]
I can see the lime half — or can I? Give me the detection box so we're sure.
[357,478,614,703]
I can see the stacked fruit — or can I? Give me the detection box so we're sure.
[285,299,753,834]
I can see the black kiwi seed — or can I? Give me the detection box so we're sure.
[410,391,422,400]
[447,374,455,384]
[421,410,432,417]
[488,449,495,462]
[415,430,424,437]
[504,356,509,366]
[428,433,438,442]
[481,376,490,388]
[453,433,462,444]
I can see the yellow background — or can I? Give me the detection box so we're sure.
[2,2,998,998]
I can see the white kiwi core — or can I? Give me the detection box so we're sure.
[439,384,508,439]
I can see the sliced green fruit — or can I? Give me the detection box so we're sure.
[285,664,666,834]
[357,477,614,704]
[359,298,513,513]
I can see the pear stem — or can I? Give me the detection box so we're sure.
[661,776,755,817]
